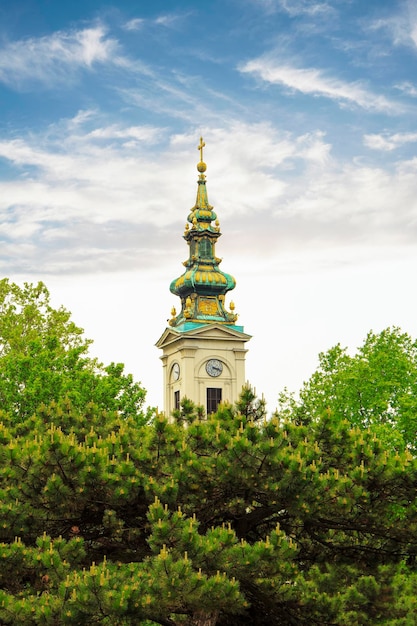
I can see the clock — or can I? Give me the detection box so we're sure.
[206,358,223,377]
[172,362,180,381]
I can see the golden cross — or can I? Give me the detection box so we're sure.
[198,136,205,161]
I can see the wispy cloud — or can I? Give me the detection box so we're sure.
[240,57,398,113]
[123,12,188,32]
[123,18,145,31]
[369,1,417,51]
[0,25,127,88]
[86,124,162,143]
[251,0,334,18]
[364,131,417,151]
[275,0,334,17]
[395,81,417,97]
[155,14,185,28]
[119,69,248,127]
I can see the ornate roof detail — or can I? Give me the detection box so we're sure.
[169,138,239,329]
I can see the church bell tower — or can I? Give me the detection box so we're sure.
[156,139,251,415]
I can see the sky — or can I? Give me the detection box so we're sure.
[1,0,417,413]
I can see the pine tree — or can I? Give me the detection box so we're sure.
[1,284,417,624]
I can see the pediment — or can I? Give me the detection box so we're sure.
[155,328,182,348]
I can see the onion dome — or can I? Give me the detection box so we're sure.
[169,138,238,328]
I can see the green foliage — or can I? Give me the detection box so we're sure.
[1,385,417,624]
[1,287,417,625]
[278,327,417,448]
[0,279,149,425]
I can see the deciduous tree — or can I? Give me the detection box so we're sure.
[0,279,148,425]
[277,327,417,449]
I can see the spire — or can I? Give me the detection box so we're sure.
[169,138,238,329]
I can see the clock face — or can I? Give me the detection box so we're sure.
[206,358,223,377]
[172,362,180,381]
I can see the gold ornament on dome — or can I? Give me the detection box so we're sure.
[169,306,177,326]
[199,299,218,315]
[184,296,193,319]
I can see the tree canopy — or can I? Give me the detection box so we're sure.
[1,392,417,625]
[1,282,417,625]
[0,279,148,425]
[277,327,417,449]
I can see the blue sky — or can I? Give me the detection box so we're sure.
[1,0,417,410]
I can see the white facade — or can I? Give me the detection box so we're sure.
[156,323,251,415]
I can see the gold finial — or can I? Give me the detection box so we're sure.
[197,136,207,173]
[169,305,177,326]
[198,136,205,161]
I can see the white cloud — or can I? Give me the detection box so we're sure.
[155,14,184,27]
[1,119,417,277]
[295,131,331,164]
[123,18,145,31]
[364,131,417,151]
[251,0,334,17]
[370,1,417,51]
[68,109,99,128]
[240,58,397,113]
[123,13,186,32]
[0,25,126,87]
[395,81,417,97]
[86,125,162,142]
[275,0,334,17]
